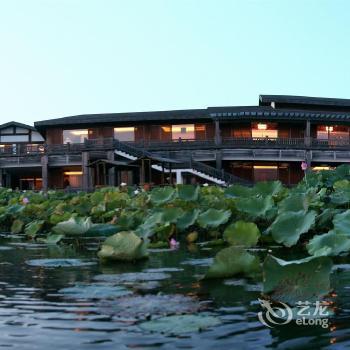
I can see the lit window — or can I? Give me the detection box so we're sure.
[172,124,195,140]
[63,130,88,144]
[252,123,277,138]
[114,127,135,142]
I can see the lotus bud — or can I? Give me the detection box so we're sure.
[170,238,180,249]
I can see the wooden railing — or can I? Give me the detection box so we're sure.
[0,137,349,158]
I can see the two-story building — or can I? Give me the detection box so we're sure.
[1,95,350,190]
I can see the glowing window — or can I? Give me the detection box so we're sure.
[63,130,88,144]
[114,127,135,141]
[172,124,195,140]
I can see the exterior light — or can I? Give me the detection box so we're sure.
[253,165,278,169]
[257,123,267,130]
[64,171,83,176]
[325,126,333,132]
[313,166,331,171]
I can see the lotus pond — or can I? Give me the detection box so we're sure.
[2,166,350,348]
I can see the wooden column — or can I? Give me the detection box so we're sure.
[41,155,48,191]
[215,150,223,171]
[82,152,91,191]
[107,151,116,186]
[305,120,311,147]
[214,120,222,146]
[0,168,3,187]
[140,159,145,185]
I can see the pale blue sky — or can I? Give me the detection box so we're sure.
[0,0,349,125]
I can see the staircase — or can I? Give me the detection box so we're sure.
[113,139,250,186]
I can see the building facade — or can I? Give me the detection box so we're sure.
[1,95,350,190]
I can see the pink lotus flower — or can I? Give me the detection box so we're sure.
[22,197,30,205]
[301,161,308,171]
[169,238,180,249]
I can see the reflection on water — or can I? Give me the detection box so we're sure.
[0,235,348,349]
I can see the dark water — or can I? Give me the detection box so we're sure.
[0,235,349,350]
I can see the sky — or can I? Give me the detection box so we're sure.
[0,0,350,126]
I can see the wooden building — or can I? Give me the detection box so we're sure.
[1,95,350,190]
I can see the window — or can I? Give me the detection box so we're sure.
[64,171,83,188]
[63,130,88,144]
[251,122,278,138]
[114,127,135,142]
[317,125,349,141]
[172,124,195,140]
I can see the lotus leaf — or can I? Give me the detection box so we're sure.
[25,220,45,238]
[235,195,274,218]
[204,246,260,279]
[176,209,200,231]
[177,185,199,201]
[268,210,316,247]
[307,231,350,256]
[333,210,350,235]
[53,217,92,236]
[98,231,148,261]
[197,209,231,228]
[11,219,24,234]
[263,255,333,304]
[150,187,175,205]
[223,221,260,247]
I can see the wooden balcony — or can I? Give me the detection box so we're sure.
[0,137,348,160]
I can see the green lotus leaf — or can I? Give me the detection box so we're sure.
[150,187,175,205]
[7,204,25,215]
[85,224,120,237]
[177,185,199,201]
[90,191,105,205]
[224,184,253,198]
[197,209,231,228]
[278,193,310,212]
[223,221,260,247]
[25,220,45,238]
[53,217,92,236]
[90,203,106,215]
[253,181,283,197]
[307,230,350,256]
[159,207,184,223]
[139,314,221,334]
[205,246,260,279]
[268,210,316,247]
[97,231,148,262]
[263,255,333,304]
[49,212,72,225]
[316,208,341,231]
[11,219,24,234]
[329,188,350,205]
[235,195,274,218]
[333,210,350,235]
[333,179,350,190]
[176,209,200,231]
[40,233,64,244]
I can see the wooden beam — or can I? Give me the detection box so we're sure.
[41,155,48,191]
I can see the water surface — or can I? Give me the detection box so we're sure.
[0,235,348,349]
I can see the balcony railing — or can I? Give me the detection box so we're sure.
[0,137,349,159]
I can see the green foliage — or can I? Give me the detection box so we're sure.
[197,209,231,228]
[268,210,316,247]
[97,231,148,262]
[263,255,333,304]
[204,246,260,279]
[307,231,350,256]
[223,221,260,247]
